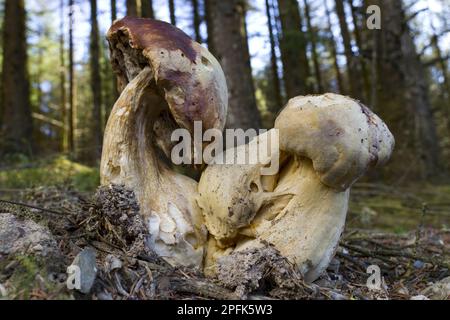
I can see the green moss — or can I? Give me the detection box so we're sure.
[0,155,99,192]
[348,183,450,233]
[1,254,72,300]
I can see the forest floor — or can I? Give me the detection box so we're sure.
[0,156,449,300]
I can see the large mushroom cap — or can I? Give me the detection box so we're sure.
[275,93,395,191]
[107,17,228,132]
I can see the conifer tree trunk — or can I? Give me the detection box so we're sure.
[168,0,176,25]
[303,0,323,92]
[126,0,138,17]
[90,0,102,161]
[265,0,283,112]
[1,0,33,155]
[277,0,310,97]
[141,0,154,19]
[68,0,75,154]
[205,0,261,129]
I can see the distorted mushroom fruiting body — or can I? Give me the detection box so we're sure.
[100,17,227,268]
[198,94,394,282]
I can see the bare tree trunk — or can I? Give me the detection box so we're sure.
[141,0,154,19]
[168,0,176,25]
[265,0,283,112]
[324,0,343,93]
[110,0,119,101]
[348,0,370,102]
[277,0,310,98]
[431,33,450,98]
[373,0,441,179]
[369,23,379,110]
[334,0,361,99]
[430,33,450,133]
[111,0,117,21]
[36,41,44,136]
[205,0,261,129]
[59,0,67,152]
[90,0,102,161]
[126,0,138,17]
[191,0,201,43]
[303,0,323,92]
[68,0,75,154]
[1,0,33,155]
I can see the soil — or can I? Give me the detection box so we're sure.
[0,185,448,300]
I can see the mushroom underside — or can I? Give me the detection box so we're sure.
[101,67,206,268]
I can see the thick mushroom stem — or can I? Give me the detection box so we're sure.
[236,156,349,282]
[101,67,206,268]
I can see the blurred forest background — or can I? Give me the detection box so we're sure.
[1,1,450,300]
[0,0,449,192]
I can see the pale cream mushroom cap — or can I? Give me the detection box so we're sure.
[275,93,395,191]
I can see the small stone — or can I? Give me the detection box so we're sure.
[329,291,347,300]
[105,254,122,272]
[70,247,97,294]
[97,291,113,300]
[413,260,424,269]
[32,244,44,252]
[0,283,7,297]
[327,257,340,273]
[0,213,57,256]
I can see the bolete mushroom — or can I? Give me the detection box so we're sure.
[100,17,227,268]
[198,93,394,282]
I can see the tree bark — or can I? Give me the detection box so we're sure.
[348,0,370,102]
[141,0,154,19]
[1,0,33,155]
[168,0,176,25]
[277,0,310,98]
[60,0,67,152]
[90,0,102,161]
[191,0,201,43]
[111,0,117,21]
[334,0,362,99]
[68,0,75,154]
[430,33,450,134]
[430,33,450,99]
[205,0,261,129]
[372,0,441,179]
[110,0,119,100]
[324,0,344,93]
[265,0,283,112]
[126,0,138,17]
[303,0,322,93]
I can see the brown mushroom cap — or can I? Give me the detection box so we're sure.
[107,17,227,133]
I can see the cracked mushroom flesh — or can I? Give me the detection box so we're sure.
[198,93,394,282]
[100,17,227,268]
